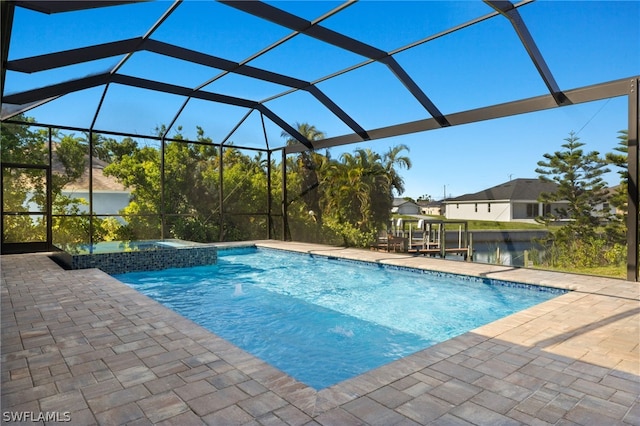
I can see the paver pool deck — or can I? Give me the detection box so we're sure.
[1,240,638,425]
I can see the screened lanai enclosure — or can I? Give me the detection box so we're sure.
[1,0,639,280]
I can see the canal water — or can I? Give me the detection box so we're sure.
[469,241,543,267]
[441,230,547,267]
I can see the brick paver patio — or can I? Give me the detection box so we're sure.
[2,241,638,425]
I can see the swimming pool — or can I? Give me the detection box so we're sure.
[114,247,566,389]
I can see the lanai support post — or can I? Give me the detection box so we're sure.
[267,150,272,240]
[260,113,272,240]
[627,78,639,281]
[160,135,166,240]
[88,129,94,246]
[281,149,290,241]
[219,146,224,242]
[46,127,53,251]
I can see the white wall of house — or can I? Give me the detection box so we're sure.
[445,201,512,222]
[593,201,618,218]
[24,190,130,225]
[397,202,421,215]
[421,206,441,216]
[446,200,572,223]
[61,190,131,215]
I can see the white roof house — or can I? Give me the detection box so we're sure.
[443,178,566,223]
[391,198,421,215]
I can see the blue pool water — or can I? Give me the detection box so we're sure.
[114,247,565,389]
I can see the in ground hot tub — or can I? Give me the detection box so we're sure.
[51,239,217,274]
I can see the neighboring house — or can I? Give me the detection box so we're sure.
[391,198,421,215]
[595,185,622,218]
[417,199,443,216]
[54,155,131,216]
[443,178,568,223]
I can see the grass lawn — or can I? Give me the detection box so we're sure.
[392,214,547,231]
[464,220,546,231]
[534,264,626,280]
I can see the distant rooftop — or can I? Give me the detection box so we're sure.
[53,154,127,192]
[446,178,557,202]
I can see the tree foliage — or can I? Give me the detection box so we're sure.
[28,117,408,248]
[282,123,327,226]
[283,123,411,246]
[99,126,272,242]
[534,131,627,269]
[604,130,629,244]
[535,131,610,239]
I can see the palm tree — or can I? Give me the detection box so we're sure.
[281,123,325,147]
[338,149,387,230]
[383,144,412,195]
[281,123,327,225]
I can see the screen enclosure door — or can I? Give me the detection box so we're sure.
[1,163,51,253]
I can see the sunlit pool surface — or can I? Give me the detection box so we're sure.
[114,247,566,389]
[59,239,195,255]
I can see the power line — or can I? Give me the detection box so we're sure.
[575,98,611,136]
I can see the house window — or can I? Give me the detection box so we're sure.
[487,203,491,213]
[456,204,459,209]
[474,203,478,212]
[526,203,537,218]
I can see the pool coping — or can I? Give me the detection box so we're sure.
[2,240,639,425]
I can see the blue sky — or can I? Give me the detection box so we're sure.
[4,1,639,200]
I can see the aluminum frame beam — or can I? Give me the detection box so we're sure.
[144,40,369,139]
[1,0,15,99]
[484,0,568,106]
[6,38,368,140]
[219,0,450,127]
[6,38,309,88]
[286,77,635,154]
[14,1,140,14]
[627,77,639,281]
[6,38,141,73]
[2,73,313,149]
[109,75,313,149]
[3,74,112,105]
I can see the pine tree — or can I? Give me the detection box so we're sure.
[605,130,629,244]
[535,131,610,241]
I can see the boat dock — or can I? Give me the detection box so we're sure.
[372,218,472,260]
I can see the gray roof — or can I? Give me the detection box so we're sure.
[53,153,127,192]
[446,178,557,202]
[417,200,442,207]
[393,198,418,207]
